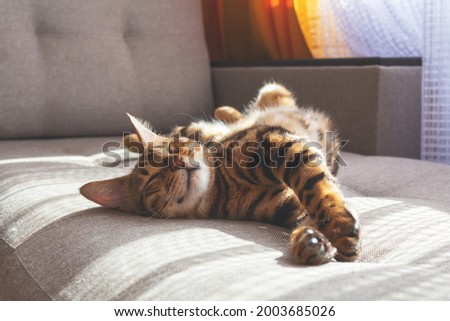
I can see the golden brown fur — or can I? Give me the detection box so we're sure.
[81,83,360,265]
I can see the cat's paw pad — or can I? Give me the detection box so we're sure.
[290,227,336,265]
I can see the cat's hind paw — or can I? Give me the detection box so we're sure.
[290,226,336,265]
[214,106,244,124]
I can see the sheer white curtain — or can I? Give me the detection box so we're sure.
[312,0,423,57]
[313,0,450,164]
[422,0,450,163]
[326,0,423,57]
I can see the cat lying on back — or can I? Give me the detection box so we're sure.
[80,83,360,265]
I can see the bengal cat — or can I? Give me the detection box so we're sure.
[80,83,360,265]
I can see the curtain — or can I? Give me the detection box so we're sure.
[294,0,424,58]
[311,0,423,58]
[422,0,450,163]
[293,0,350,58]
[201,0,423,60]
[201,0,312,61]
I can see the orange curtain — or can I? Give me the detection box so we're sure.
[201,0,312,61]
[293,0,350,58]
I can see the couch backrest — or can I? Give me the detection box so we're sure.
[0,0,214,139]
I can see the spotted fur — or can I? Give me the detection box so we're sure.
[81,83,360,265]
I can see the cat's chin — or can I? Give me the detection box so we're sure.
[178,165,210,207]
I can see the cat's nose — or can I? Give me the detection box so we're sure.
[180,154,201,170]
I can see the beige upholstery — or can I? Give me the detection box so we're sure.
[0,0,214,139]
[1,138,450,300]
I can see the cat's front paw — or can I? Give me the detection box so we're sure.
[290,226,336,265]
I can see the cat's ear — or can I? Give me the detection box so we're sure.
[80,175,134,212]
[126,113,168,145]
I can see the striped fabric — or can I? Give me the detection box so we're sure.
[1,144,450,300]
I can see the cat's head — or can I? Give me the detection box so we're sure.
[80,115,211,217]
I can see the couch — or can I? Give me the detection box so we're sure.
[1,0,450,300]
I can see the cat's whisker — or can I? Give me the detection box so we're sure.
[201,110,210,122]
[169,112,198,123]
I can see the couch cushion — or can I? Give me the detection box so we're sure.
[1,139,450,300]
[338,152,450,203]
[0,136,121,160]
[0,0,214,139]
